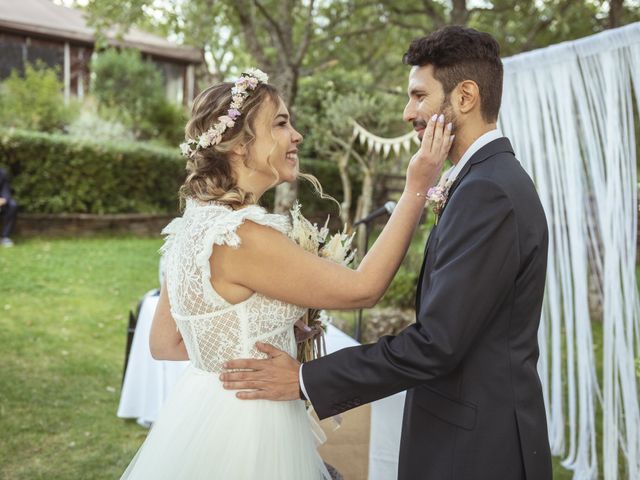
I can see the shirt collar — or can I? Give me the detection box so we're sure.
[446,129,502,183]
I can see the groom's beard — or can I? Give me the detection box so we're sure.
[439,95,457,132]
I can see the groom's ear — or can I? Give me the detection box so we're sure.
[456,80,481,115]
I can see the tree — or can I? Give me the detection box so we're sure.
[607,0,640,29]
[295,67,406,255]
[90,48,186,144]
[84,0,396,211]
[610,0,624,27]
[0,62,75,132]
[80,0,640,215]
[378,0,614,55]
[91,49,164,130]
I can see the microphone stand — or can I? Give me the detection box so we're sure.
[354,222,371,342]
[352,201,395,342]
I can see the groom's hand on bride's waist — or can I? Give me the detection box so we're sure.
[220,342,301,401]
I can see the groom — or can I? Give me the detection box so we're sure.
[222,26,552,480]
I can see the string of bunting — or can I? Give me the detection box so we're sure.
[351,120,419,159]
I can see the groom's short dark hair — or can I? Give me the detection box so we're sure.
[403,26,503,122]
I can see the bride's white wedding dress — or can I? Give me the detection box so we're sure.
[121,199,330,480]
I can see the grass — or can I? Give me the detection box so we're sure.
[0,236,632,479]
[0,237,162,479]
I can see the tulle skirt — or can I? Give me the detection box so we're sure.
[121,364,330,480]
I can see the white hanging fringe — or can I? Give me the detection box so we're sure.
[500,22,640,480]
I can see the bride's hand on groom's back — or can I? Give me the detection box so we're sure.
[406,113,454,193]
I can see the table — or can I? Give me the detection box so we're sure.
[324,324,404,480]
[117,291,189,427]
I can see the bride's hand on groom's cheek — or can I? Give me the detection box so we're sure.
[220,342,301,401]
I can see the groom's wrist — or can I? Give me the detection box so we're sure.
[298,365,311,401]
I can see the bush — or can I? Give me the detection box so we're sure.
[0,129,184,214]
[145,99,188,147]
[378,224,433,309]
[91,49,186,145]
[66,98,136,143]
[0,62,76,132]
[380,268,419,309]
[91,49,163,127]
[0,127,350,216]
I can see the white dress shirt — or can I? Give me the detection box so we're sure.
[298,128,503,402]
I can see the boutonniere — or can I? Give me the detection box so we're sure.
[426,176,454,224]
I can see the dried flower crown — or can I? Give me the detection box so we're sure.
[179,68,269,158]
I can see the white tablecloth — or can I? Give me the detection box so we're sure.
[117,291,189,427]
[324,324,405,480]
[368,390,405,480]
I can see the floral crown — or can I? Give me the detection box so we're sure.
[180,68,269,158]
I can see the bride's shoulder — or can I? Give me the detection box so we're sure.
[228,206,291,247]
[233,214,289,245]
[231,204,290,235]
[189,201,290,249]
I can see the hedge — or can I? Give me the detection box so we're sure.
[0,128,351,216]
[0,129,185,214]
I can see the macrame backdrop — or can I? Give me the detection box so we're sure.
[499,22,640,480]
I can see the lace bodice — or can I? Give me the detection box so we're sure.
[161,199,305,373]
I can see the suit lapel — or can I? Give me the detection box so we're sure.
[414,137,515,313]
[415,223,437,313]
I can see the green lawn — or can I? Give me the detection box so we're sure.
[0,237,616,479]
[0,237,161,479]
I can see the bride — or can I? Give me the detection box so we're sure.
[120,68,452,479]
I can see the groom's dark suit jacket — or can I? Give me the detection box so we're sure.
[303,137,552,480]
